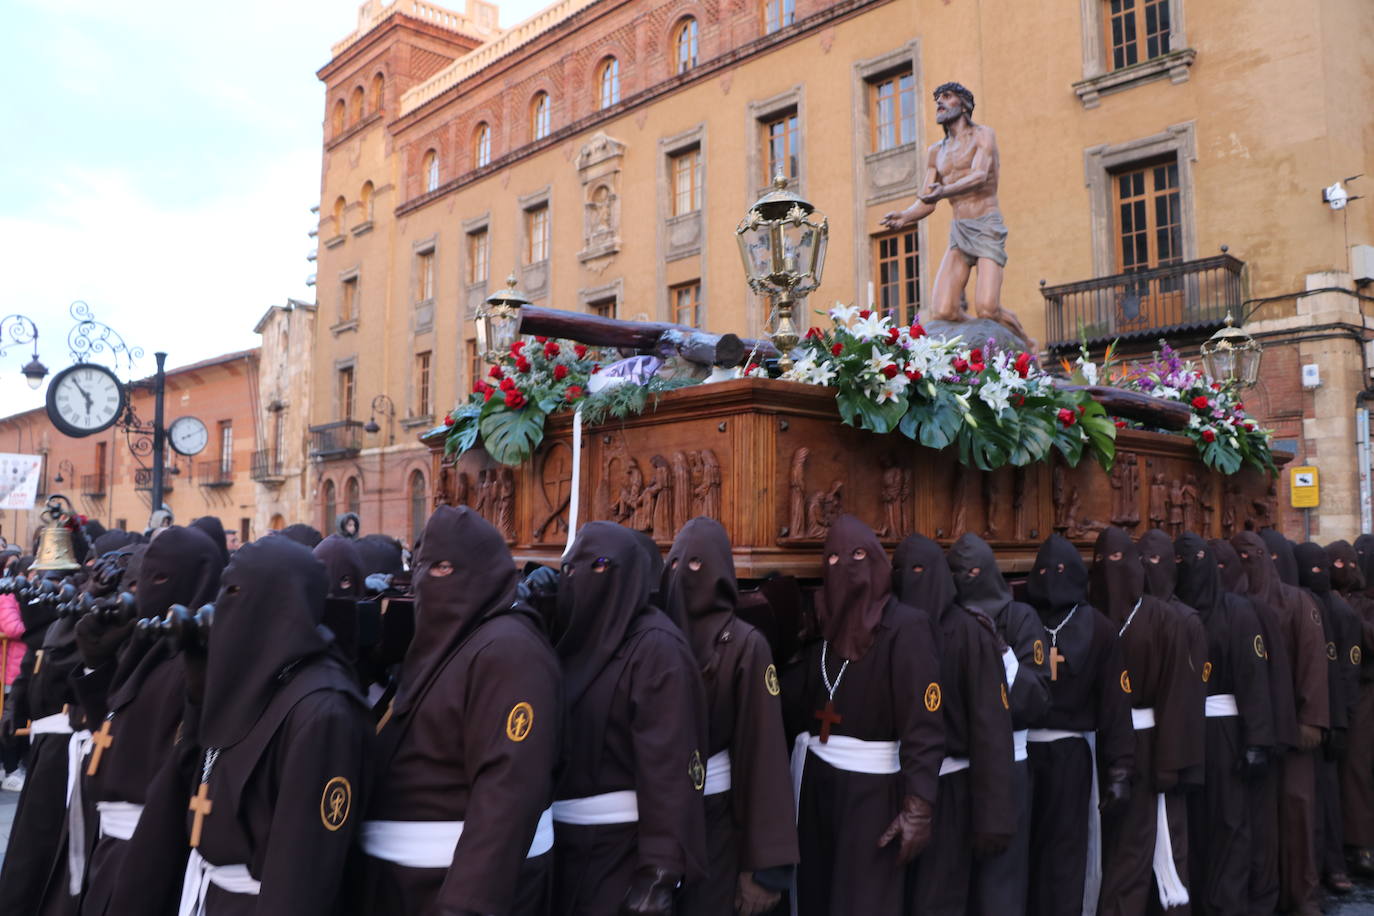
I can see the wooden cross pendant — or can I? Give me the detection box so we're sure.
[86,719,115,777]
[188,782,214,849]
[1049,645,1066,682]
[814,701,842,744]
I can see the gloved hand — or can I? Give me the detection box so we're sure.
[971,832,1012,858]
[620,867,679,916]
[1299,724,1323,750]
[75,614,134,669]
[877,794,934,864]
[736,872,781,915]
[1238,746,1268,779]
[1100,766,1132,813]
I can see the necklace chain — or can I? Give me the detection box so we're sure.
[820,641,850,701]
[1042,603,1080,647]
[1118,597,1144,637]
[201,748,221,785]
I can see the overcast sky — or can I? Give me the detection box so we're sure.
[0,0,548,416]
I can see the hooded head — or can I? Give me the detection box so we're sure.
[1326,540,1365,594]
[277,523,324,549]
[1090,527,1145,624]
[1210,538,1249,594]
[1294,542,1333,595]
[1174,533,1221,615]
[92,529,139,557]
[190,516,231,564]
[818,515,891,661]
[1259,529,1300,587]
[632,530,668,620]
[313,535,366,599]
[947,533,1012,619]
[1354,534,1374,591]
[396,506,520,711]
[1136,529,1178,600]
[1027,535,1088,617]
[555,521,654,705]
[136,526,225,620]
[1232,530,1279,602]
[201,536,332,748]
[661,517,737,667]
[355,534,405,579]
[892,533,957,625]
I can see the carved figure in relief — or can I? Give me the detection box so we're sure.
[454,470,471,508]
[879,464,906,539]
[672,452,692,529]
[475,468,495,521]
[1221,479,1239,535]
[644,455,673,540]
[982,471,1000,539]
[1166,478,1186,537]
[1199,479,1215,533]
[697,451,721,520]
[1052,465,1069,534]
[616,460,647,529]
[951,465,971,538]
[1181,473,1200,532]
[788,447,810,538]
[805,480,845,539]
[1012,466,1028,538]
[496,467,516,541]
[1109,456,1140,527]
[1149,473,1168,529]
[1250,479,1277,530]
[534,445,573,541]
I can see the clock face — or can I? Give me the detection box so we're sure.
[168,416,209,456]
[45,364,126,438]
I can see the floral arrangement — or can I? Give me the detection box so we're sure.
[780,304,1117,471]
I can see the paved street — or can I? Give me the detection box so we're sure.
[0,789,17,869]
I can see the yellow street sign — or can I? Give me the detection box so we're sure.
[1290,465,1319,508]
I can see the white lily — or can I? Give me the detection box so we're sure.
[808,360,838,386]
[865,345,896,378]
[828,302,860,326]
[850,311,891,341]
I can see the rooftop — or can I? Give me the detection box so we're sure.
[331,0,502,59]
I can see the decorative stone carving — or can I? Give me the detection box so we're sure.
[496,467,515,542]
[533,441,572,542]
[878,461,911,539]
[781,447,843,541]
[1149,472,1168,529]
[1109,453,1141,527]
[1166,477,1186,537]
[577,132,626,263]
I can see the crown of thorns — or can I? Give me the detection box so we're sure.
[932,82,975,116]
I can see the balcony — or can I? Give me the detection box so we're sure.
[250,449,286,485]
[79,474,106,499]
[134,468,175,493]
[1041,253,1244,352]
[309,420,364,460]
[197,460,234,488]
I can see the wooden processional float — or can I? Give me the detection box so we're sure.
[422,307,1283,579]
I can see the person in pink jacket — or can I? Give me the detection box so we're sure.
[0,556,27,789]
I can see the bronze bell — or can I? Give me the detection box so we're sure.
[32,498,80,572]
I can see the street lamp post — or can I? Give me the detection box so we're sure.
[364,394,397,444]
[0,314,49,389]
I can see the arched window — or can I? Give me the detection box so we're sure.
[345,476,361,517]
[408,470,427,547]
[473,122,491,168]
[674,18,699,74]
[422,149,439,193]
[322,480,337,533]
[597,57,620,109]
[530,91,551,141]
[332,196,346,236]
[350,86,365,123]
[331,99,346,134]
[370,73,385,110]
[359,181,374,222]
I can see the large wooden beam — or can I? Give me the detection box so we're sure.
[518,306,777,367]
[1055,382,1193,430]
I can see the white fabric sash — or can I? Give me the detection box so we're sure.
[1152,793,1190,907]
[1002,647,1020,695]
[551,790,638,826]
[1023,728,1102,916]
[704,749,731,796]
[30,712,73,737]
[360,807,554,867]
[1013,729,1029,762]
[939,756,971,776]
[178,849,261,916]
[97,801,144,841]
[1026,728,1083,743]
[1205,694,1239,717]
[66,729,93,894]
[1131,707,1156,730]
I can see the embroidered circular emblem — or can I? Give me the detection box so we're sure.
[1253,635,1267,660]
[1202,661,1213,683]
[1313,608,1323,625]
[1328,641,1338,661]
[1000,682,1010,710]
[1120,670,1133,694]
[320,777,351,832]
[924,683,942,712]
[506,702,534,743]
[1033,640,1045,666]
[1353,645,1363,666]
[689,750,705,791]
[764,664,780,697]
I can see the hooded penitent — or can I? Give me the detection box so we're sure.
[1327,540,1366,594]
[356,533,406,578]
[395,506,521,713]
[1090,527,1146,626]
[134,526,223,620]
[1260,529,1301,588]
[314,535,366,599]
[818,515,891,662]
[190,516,231,565]
[1174,533,1221,617]
[661,517,737,668]
[277,523,324,550]
[1026,534,1089,617]
[1232,531,1284,608]
[1295,543,1333,598]
[92,529,140,558]
[1137,529,1179,601]
[200,536,333,748]
[1355,535,1374,597]
[948,532,1011,620]
[1211,539,1250,595]
[892,533,957,626]
[555,521,654,705]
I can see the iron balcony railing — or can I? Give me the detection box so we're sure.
[133,468,175,493]
[1041,253,1244,352]
[79,474,106,498]
[197,459,234,488]
[250,449,286,482]
[309,420,364,460]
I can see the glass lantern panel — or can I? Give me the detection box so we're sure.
[1207,349,1235,382]
[474,311,492,359]
[1238,348,1262,387]
[737,229,774,286]
[492,310,522,353]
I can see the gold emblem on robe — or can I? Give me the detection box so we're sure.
[506,702,534,742]
[764,664,780,696]
[1253,635,1267,659]
[1202,661,1213,683]
[689,750,705,791]
[1120,670,1132,694]
[1000,682,1010,710]
[1328,642,1338,661]
[1033,640,1045,666]
[1353,645,1363,666]
[321,777,352,832]
[924,683,942,712]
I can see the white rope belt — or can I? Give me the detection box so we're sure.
[178,849,260,916]
[1026,728,1087,743]
[703,749,731,796]
[551,790,638,826]
[1003,648,1028,761]
[1013,729,1029,762]
[939,756,971,776]
[97,801,144,841]
[1131,707,1156,730]
[29,712,73,737]
[360,807,553,867]
[1205,694,1239,717]
[1152,793,1189,907]
[790,732,901,833]
[66,729,92,895]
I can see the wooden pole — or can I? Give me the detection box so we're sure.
[517,306,777,367]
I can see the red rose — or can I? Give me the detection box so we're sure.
[535,336,548,343]
[1243,420,1255,431]
[886,327,901,345]
[953,357,969,373]
[858,309,872,319]
[881,364,899,379]
[905,368,923,381]
[472,381,486,394]
[805,327,823,340]
[1057,408,1077,427]
[504,390,526,409]
[592,364,601,373]
[970,348,984,364]
[511,341,525,355]
[969,360,986,374]
[1201,428,1216,443]
[544,342,561,359]
[565,385,584,402]
[443,413,453,426]
[1236,402,1244,410]
[499,377,515,392]
[553,364,569,380]
[1191,396,1209,410]
[831,343,844,356]
[488,366,503,379]
[1012,394,1025,407]
[910,322,927,338]
[483,388,494,401]
[1077,404,1086,415]
[515,356,531,373]
[574,343,588,359]
[1210,382,1221,391]
[1014,352,1031,378]
[1114,419,1127,429]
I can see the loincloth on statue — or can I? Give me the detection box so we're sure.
[948,210,1008,267]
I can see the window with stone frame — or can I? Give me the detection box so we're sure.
[674,18,699,74]
[370,73,385,111]
[870,69,916,154]
[350,86,364,123]
[467,228,489,285]
[332,196,347,237]
[340,274,358,323]
[598,57,621,109]
[671,147,703,216]
[526,205,550,264]
[465,339,479,398]
[589,296,617,319]
[338,366,355,419]
[345,476,361,517]
[416,248,435,302]
[359,181,374,223]
[763,0,795,33]
[762,109,799,184]
[473,123,491,168]
[671,282,702,327]
[1112,156,1182,277]
[414,351,432,418]
[1106,0,1171,71]
[332,100,346,135]
[422,149,439,193]
[323,479,337,533]
[531,92,551,141]
[408,470,427,548]
[874,228,921,325]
